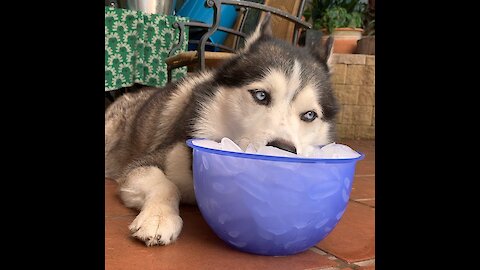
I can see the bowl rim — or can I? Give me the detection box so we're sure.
[186,139,365,164]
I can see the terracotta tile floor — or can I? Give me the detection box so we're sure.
[105,140,375,270]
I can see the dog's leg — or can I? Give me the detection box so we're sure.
[118,165,182,246]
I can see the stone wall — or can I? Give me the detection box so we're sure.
[330,54,375,139]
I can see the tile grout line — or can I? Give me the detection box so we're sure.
[353,198,375,201]
[308,246,360,270]
[353,259,375,267]
[309,246,375,268]
[350,200,375,209]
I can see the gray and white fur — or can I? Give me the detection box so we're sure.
[105,14,339,246]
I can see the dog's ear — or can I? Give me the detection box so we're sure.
[309,36,335,72]
[257,12,273,37]
[241,12,273,52]
[323,36,335,68]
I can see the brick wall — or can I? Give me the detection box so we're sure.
[330,54,375,139]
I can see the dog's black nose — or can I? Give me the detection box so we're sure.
[267,139,297,154]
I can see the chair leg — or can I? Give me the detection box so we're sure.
[167,67,173,83]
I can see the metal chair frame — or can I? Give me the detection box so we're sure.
[167,0,311,81]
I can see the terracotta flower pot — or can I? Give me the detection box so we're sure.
[322,28,364,54]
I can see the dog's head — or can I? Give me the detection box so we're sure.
[193,14,339,155]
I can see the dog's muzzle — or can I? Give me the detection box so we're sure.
[267,139,297,154]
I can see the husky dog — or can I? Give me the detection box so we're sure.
[105,14,339,246]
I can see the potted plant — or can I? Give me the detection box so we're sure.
[318,6,364,54]
[356,0,375,55]
[303,0,365,54]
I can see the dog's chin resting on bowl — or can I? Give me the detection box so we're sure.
[105,14,340,247]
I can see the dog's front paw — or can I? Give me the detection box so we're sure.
[129,211,183,246]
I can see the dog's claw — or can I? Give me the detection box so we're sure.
[128,212,183,246]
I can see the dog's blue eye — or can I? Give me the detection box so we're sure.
[256,91,266,101]
[301,111,317,122]
[248,89,270,105]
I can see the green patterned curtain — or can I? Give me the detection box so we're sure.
[105,7,189,91]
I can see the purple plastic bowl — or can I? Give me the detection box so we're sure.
[187,139,365,256]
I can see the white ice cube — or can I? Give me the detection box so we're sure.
[192,139,222,150]
[220,137,243,153]
[256,145,299,157]
[311,142,361,159]
[302,145,324,158]
[245,143,257,154]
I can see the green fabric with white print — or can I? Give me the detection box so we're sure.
[105,7,189,91]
